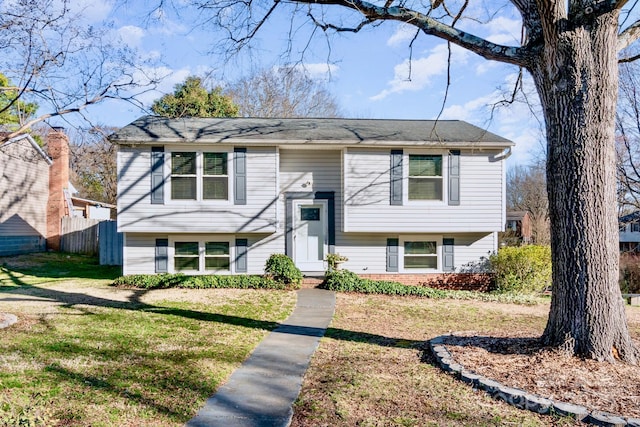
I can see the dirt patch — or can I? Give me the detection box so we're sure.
[446,334,640,419]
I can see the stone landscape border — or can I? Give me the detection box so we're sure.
[429,335,640,427]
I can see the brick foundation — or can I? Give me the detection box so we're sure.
[358,273,495,292]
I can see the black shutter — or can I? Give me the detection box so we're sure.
[151,147,164,204]
[235,238,248,273]
[443,238,455,272]
[155,238,168,273]
[234,148,247,205]
[390,150,403,205]
[386,238,399,272]
[448,150,460,206]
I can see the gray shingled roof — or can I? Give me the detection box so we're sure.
[110,116,513,147]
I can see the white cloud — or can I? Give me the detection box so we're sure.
[68,0,114,23]
[387,24,419,47]
[371,43,469,101]
[294,63,340,80]
[118,26,146,48]
[484,16,522,45]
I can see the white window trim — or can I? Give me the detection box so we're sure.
[168,235,235,274]
[399,235,443,272]
[166,147,233,205]
[403,150,448,205]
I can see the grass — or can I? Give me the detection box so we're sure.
[0,253,296,426]
[291,294,582,426]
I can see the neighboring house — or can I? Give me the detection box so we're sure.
[0,129,72,255]
[70,196,116,220]
[0,134,52,255]
[620,211,640,252]
[505,210,533,244]
[111,116,512,284]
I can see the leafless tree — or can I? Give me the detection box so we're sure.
[0,0,160,143]
[228,66,341,118]
[616,59,640,215]
[507,163,550,245]
[158,0,640,363]
[68,127,118,205]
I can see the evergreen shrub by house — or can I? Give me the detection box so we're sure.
[113,273,286,290]
[489,245,552,294]
[322,269,447,298]
[264,254,303,287]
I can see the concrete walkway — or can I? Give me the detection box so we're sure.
[186,288,336,427]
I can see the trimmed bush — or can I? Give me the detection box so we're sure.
[264,254,302,287]
[112,273,287,290]
[488,245,552,294]
[322,269,448,298]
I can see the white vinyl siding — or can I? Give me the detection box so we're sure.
[122,233,158,275]
[329,232,496,274]
[123,232,283,275]
[344,148,505,232]
[278,148,342,228]
[117,145,278,233]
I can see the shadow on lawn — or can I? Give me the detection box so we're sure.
[0,253,460,422]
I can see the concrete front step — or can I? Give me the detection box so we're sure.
[301,276,325,288]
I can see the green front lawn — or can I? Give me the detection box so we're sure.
[0,253,295,426]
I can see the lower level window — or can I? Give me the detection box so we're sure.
[205,242,230,270]
[175,242,199,271]
[404,241,437,269]
[174,240,231,272]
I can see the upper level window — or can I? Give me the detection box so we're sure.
[408,155,442,200]
[632,222,640,233]
[171,151,228,201]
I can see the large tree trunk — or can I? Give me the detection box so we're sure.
[531,10,638,363]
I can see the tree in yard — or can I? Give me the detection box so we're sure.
[0,0,160,143]
[69,127,118,205]
[0,73,38,129]
[173,0,640,362]
[228,66,342,118]
[151,76,239,118]
[506,163,550,245]
[616,59,640,214]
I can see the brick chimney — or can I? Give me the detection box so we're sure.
[46,128,70,251]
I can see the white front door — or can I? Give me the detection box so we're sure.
[293,201,327,271]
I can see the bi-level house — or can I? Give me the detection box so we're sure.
[112,116,512,284]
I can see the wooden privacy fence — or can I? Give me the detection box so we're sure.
[60,217,123,265]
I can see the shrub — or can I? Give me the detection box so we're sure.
[322,269,448,298]
[264,254,303,287]
[489,245,552,294]
[112,273,287,290]
[620,253,640,294]
[325,253,348,271]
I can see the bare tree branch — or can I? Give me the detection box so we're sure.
[292,0,529,66]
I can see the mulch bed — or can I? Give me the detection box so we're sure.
[446,334,640,419]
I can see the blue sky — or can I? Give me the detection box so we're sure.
[75,1,544,167]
